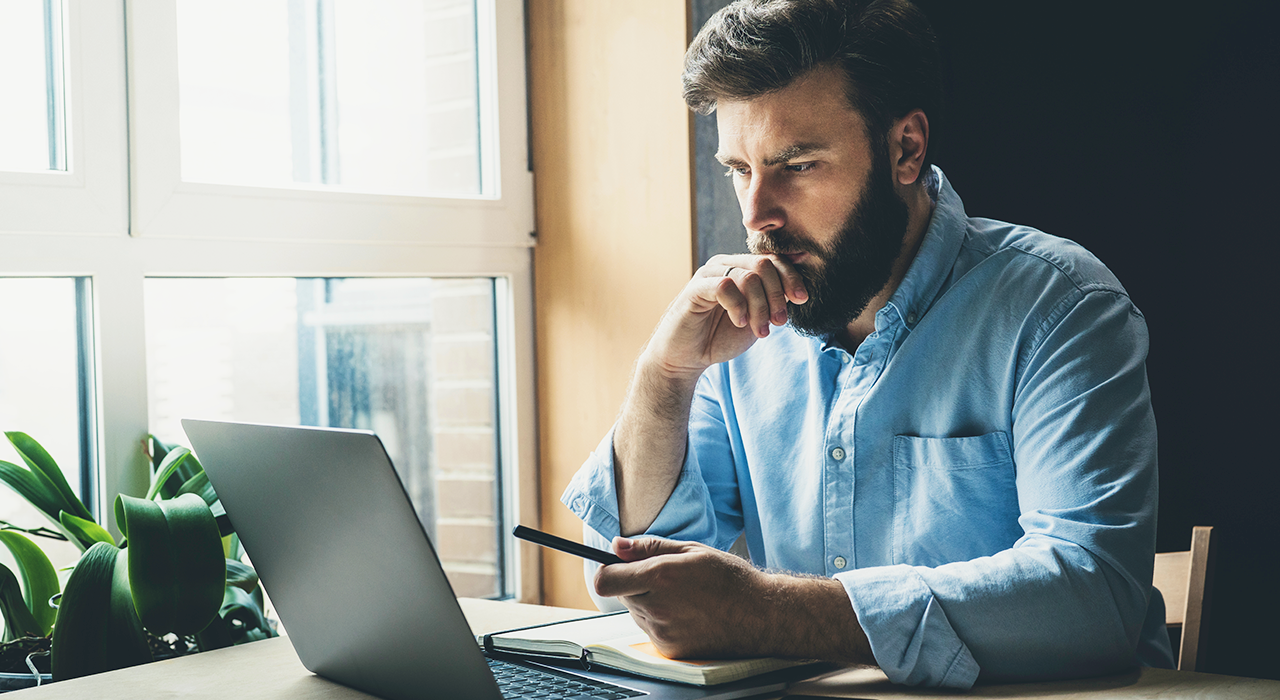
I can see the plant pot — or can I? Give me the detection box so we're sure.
[0,671,52,693]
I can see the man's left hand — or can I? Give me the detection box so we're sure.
[592,537,872,663]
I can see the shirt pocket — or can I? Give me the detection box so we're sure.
[892,431,1022,568]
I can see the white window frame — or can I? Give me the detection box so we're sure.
[0,0,540,602]
[0,0,128,235]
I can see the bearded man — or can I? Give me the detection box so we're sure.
[560,0,1175,687]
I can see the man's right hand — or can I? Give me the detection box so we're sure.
[613,254,807,536]
[642,253,809,380]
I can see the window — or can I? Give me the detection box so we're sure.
[144,277,507,597]
[0,277,95,578]
[1,0,537,601]
[0,0,65,173]
[175,0,485,196]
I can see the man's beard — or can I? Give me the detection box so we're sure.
[747,153,910,338]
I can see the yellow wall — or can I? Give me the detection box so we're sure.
[528,0,694,609]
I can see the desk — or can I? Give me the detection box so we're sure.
[10,599,1279,699]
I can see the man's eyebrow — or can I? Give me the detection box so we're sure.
[714,143,829,168]
[763,143,827,166]
[715,153,747,168]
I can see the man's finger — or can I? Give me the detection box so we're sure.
[741,256,792,327]
[593,560,651,598]
[727,266,773,337]
[613,536,688,562]
[703,253,809,308]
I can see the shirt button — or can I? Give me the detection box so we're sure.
[833,556,847,569]
[907,312,917,324]
[830,447,845,461]
[841,353,850,364]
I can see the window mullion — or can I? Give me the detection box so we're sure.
[92,265,150,536]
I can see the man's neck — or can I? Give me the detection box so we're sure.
[837,183,935,351]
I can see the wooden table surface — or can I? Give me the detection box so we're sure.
[10,599,1279,699]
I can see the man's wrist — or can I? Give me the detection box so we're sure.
[636,348,708,387]
[756,572,874,664]
[628,353,704,424]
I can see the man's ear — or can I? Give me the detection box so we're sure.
[889,109,929,186]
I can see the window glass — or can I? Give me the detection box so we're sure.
[0,278,87,572]
[176,0,482,196]
[144,277,502,598]
[0,0,66,173]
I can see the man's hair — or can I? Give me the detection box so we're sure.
[683,0,942,175]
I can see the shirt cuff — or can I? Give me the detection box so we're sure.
[835,564,980,689]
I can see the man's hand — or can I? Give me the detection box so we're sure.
[614,255,808,536]
[645,254,809,379]
[592,537,873,664]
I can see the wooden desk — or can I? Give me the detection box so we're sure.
[10,599,1279,699]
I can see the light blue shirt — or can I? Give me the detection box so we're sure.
[561,168,1175,688]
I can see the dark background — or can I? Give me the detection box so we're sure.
[691,0,1280,680]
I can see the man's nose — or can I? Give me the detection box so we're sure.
[740,176,785,233]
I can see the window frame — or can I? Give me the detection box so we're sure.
[0,0,127,235]
[0,0,540,602]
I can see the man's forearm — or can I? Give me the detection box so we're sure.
[757,574,874,663]
[613,355,702,536]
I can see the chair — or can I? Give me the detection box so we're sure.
[1152,525,1216,671]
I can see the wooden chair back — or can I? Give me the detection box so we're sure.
[1152,525,1215,671]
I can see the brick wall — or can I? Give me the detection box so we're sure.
[429,279,501,597]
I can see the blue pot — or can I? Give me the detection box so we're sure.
[0,671,52,692]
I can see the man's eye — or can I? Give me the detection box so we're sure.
[785,162,816,173]
[724,167,748,178]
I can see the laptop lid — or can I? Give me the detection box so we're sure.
[183,419,816,700]
[182,419,504,700]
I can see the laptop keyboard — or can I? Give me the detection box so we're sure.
[488,657,648,699]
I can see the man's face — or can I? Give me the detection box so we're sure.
[716,66,909,337]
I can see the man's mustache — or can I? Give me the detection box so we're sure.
[746,229,825,258]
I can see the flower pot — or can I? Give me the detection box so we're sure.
[0,671,52,693]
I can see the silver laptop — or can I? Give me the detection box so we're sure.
[182,420,821,700]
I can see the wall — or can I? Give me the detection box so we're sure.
[528,0,694,609]
[911,0,1280,679]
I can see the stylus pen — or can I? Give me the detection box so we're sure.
[512,525,624,565]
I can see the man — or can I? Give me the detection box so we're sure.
[560,0,1175,688]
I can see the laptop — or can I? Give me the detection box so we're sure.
[182,420,822,700]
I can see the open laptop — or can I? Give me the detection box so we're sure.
[183,420,822,700]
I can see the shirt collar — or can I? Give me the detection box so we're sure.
[882,166,967,332]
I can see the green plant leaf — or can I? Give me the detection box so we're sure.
[59,512,117,549]
[4,432,92,522]
[148,437,205,500]
[224,559,259,593]
[149,434,173,469]
[145,446,191,501]
[50,542,151,681]
[215,584,276,645]
[213,502,233,537]
[0,563,44,642]
[0,461,84,552]
[116,493,225,636]
[175,470,218,508]
[0,461,60,519]
[0,531,59,636]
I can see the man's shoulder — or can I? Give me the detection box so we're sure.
[957,216,1129,298]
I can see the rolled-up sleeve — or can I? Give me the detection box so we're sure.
[836,289,1169,686]
[561,374,742,548]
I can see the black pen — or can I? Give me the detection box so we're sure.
[512,525,624,565]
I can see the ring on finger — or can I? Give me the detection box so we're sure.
[722,266,735,277]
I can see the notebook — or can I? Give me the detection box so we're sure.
[484,610,815,685]
[183,420,826,700]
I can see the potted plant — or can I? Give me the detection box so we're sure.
[0,432,275,689]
